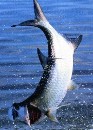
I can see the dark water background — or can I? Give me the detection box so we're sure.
[0,0,93,129]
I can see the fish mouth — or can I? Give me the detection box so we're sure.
[8,105,26,122]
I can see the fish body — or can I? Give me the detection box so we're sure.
[9,0,82,125]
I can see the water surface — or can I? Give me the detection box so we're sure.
[0,0,93,129]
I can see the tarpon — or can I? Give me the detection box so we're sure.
[37,45,80,91]
[8,0,82,126]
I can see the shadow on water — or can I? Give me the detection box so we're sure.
[0,104,93,129]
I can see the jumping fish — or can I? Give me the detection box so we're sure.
[9,0,82,126]
[37,46,80,91]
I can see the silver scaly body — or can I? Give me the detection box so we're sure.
[8,0,82,125]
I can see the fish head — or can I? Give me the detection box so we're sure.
[8,103,44,126]
[8,103,26,121]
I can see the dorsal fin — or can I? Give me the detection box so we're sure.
[11,0,55,58]
[65,35,83,50]
[34,0,47,21]
[37,48,48,69]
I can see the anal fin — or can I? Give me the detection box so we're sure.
[67,80,79,91]
[37,48,48,69]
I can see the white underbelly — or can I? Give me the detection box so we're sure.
[35,59,73,110]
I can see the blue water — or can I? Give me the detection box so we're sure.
[0,0,93,129]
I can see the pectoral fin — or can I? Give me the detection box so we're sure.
[46,108,59,123]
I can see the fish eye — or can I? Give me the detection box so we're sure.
[12,107,19,120]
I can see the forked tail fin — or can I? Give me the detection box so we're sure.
[33,0,47,22]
